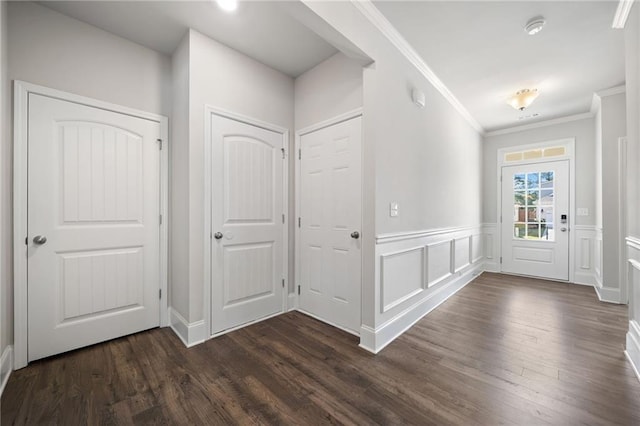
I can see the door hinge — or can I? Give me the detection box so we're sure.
[298,285,301,295]
[281,148,285,159]
[298,217,301,228]
[500,257,503,264]
[500,216,502,223]
[25,237,28,245]
[159,289,162,299]
[282,278,285,288]
[157,138,163,150]
[282,214,285,224]
[298,149,301,160]
[159,214,163,225]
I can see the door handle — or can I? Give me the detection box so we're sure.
[350,231,360,239]
[33,235,47,245]
[214,232,223,240]
[560,228,568,232]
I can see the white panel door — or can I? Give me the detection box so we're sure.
[210,114,285,334]
[28,94,161,361]
[299,116,362,334]
[501,160,570,280]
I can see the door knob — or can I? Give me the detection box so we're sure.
[214,232,223,240]
[560,228,568,232]
[33,235,47,245]
[350,231,360,239]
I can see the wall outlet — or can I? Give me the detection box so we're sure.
[390,202,399,217]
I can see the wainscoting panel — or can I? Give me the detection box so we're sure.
[482,224,499,272]
[380,247,425,313]
[626,237,640,381]
[574,225,597,286]
[363,226,484,353]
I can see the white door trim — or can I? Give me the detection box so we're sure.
[619,136,629,303]
[13,81,169,369]
[496,138,576,282]
[203,105,289,339]
[294,108,363,309]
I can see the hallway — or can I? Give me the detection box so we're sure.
[2,273,638,425]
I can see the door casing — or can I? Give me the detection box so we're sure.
[203,105,289,339]
[13,81,169,369]
[497,138,576,283]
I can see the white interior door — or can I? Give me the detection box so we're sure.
[501,160,570,280]
[210,114,285,334]
[299,116,362,334]
[28,94,161,361]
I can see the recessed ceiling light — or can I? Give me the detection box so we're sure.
[216,0,238,12]
[524,17,546,35]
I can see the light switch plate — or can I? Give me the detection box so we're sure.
[390,202,399,217]
[577,208,589,217]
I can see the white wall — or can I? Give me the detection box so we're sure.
[595,91,627,300]
[300,1,483,352]
[624,4,640,378]
[1,0,10,360]
[170,29,294,325]
[294,52,363,130]
[4,1,171,355]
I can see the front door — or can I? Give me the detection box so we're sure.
[210,114,285,334]
[28,94,162,361]
[298,116,362,334]
[501,160,570,280]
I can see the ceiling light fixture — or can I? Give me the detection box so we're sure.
[507,89,539,111]
[524,17,546,35]
[216,0,238,12]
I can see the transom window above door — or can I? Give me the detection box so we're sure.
[512,171,554,241]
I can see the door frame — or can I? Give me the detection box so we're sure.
[294,108,363,319]
[496,138,576,282]
[13,81,169,369]
[202,105,289,339]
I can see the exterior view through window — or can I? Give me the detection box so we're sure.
[513,171,554,241]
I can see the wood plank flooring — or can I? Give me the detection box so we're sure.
[3,272,640,425]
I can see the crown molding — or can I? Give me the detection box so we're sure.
[484,112,594,137]
[612,0,635,29]
[350,0,484,134]
[595,84,626,98]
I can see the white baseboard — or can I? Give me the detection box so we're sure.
[626,320,640,382]
[594,285,622,304]
[287,292,297,311]
[484,261,500,273]
[0,345,13,397]
[573,271,597,286]
[359,264,482,354]
[169,308,206,348]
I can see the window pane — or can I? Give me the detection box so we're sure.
[540,207,553,223]
[513,207,526,222]
[540,171,554,186]
[514,224,526,238]
[540,189,553,205]
[541,222,554,240]
[527,173,539,189]
[527,207,538,222]
[514,174,526,189]
[527,223,540,239]
[527,190,539,205]
[514,191,526,206]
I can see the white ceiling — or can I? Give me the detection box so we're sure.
[374,1,625,132]
[38,1,338,77]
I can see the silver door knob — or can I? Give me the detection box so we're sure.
[214,232,223,240]
[560,228,568,232]
[33,235,47,245]
[351,231,360,239]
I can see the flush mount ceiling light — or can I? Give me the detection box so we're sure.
[507,89,539,111]
[216,0,238,12]
[524,17,546,35]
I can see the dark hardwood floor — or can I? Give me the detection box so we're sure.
[3,272,640,425]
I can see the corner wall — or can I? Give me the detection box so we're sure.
[301,1,483,353]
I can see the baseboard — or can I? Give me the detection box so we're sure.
[625,320,640,382]
[359,264,482,354]
[169,308,206,348]
[573,271,597,286]
[594,285,621,304]
[287,292,297,311]
[484,261,500,273]
[0,345,13,397]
